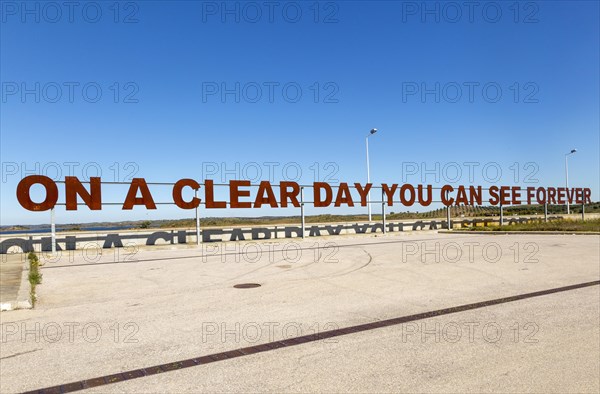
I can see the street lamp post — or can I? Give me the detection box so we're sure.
[565,149,577,214]
[366,128,378,221]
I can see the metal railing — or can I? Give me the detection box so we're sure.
[39,180,590,252]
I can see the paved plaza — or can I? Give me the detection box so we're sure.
[1,232,599,393]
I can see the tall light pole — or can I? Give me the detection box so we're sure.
[366,128,378,221]
[565,149,577,214]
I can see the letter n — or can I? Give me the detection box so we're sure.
[65,176,102,210]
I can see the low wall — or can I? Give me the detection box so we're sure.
[0,215,569,254]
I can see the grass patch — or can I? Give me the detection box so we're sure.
[27,251,42,307]
[459,218,600,232]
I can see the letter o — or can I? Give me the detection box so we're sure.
[483,322,502,343]
[83,322,102,343]
[400,184,416,205]
[17,175,59,211]
[43,322,63,343]
[242,323,262,343]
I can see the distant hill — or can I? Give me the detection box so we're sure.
[3,202,597,233]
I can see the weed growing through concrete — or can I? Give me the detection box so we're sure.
[27,251,42,307]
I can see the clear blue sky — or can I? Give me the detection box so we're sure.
[1,1,598,225]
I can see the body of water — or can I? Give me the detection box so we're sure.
[0,226,134,235]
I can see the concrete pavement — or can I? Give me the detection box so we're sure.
[0,254,30,311]
[0,231,598,393]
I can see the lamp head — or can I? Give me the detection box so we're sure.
[571,149,577,154]
[370,128,378,135]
